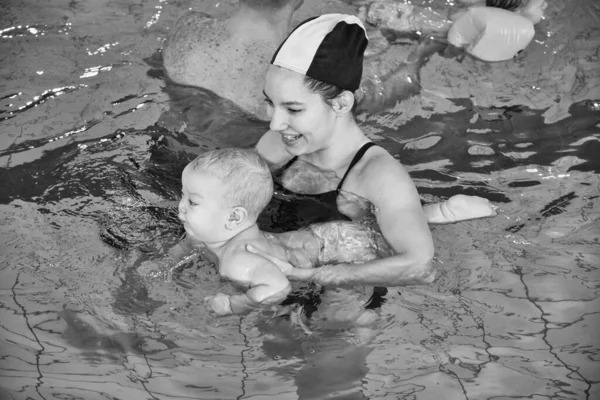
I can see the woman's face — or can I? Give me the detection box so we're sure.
[264,65,338,157]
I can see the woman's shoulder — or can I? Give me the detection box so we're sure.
[358,145,411,182]
[346,144,417,201]
[345,143,420,211]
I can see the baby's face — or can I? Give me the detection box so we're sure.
[178,168,231,244]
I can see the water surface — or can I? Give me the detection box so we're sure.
[1,1,599,399]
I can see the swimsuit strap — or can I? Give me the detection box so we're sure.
[279,156,298,172]
[336,142,376,192]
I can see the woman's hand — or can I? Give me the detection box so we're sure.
[245,244,315,281]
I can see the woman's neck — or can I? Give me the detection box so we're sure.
[304,118,369,174]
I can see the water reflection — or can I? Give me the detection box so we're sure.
[0,86,82,122]
[86,41,119,56]
[0,22,73,38]
[0,79,598,396]
[145,0,167,29]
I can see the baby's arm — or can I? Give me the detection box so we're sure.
[423,194,496,224]
[205,250,291,316]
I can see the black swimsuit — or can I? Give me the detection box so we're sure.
[256,142,387,313]
[257,142,376,232]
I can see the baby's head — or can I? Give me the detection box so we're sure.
[179,148,273,244]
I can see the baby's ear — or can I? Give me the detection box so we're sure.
[226,206,249,230]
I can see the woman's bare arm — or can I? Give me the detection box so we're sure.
[307,155,435,286]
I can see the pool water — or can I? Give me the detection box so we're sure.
[1,0,599,399]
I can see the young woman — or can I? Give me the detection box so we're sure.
[218,15,498,400]
[250,14,449,288]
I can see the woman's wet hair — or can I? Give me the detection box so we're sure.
[188,148,273,220]
[303,75,358,115]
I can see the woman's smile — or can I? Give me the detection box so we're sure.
[281,131,303,145]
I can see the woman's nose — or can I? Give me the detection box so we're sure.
[269,108,288,132]
[178,198,186,215]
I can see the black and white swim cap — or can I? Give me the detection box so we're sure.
[271,14,368,92]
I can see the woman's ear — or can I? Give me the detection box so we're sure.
[225,206,249,230]
[331,91,355,116]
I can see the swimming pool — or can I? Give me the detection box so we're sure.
[1,0,599,399]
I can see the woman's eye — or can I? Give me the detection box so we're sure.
[287,108,302,114]
[188,199,197,206]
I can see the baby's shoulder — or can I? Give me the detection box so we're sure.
[219,238,271,279]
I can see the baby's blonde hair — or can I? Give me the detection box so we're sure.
[187,148,273,220]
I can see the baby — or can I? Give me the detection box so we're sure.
[178,148,393,316]
[178,148,494,316]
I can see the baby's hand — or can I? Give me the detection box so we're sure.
[204,293,233,316]
[445,194,497,221]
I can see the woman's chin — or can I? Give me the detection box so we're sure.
[283,141,307,156]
